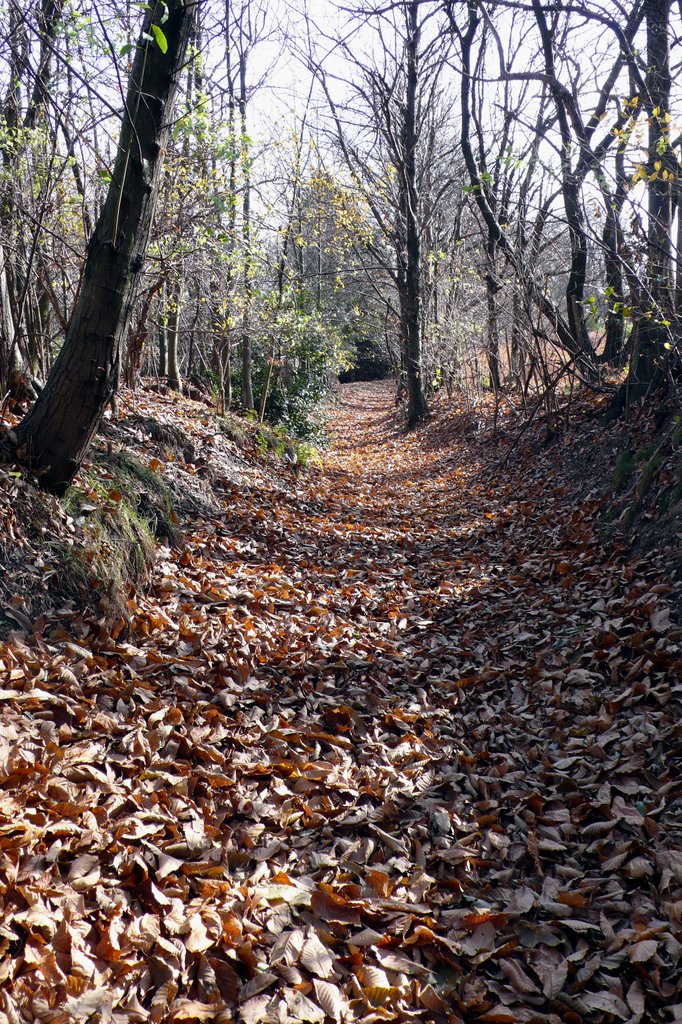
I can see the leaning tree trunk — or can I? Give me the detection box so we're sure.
[4,0,194,493]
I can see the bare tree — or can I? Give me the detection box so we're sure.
[311,0,458,425]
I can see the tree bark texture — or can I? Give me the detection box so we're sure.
[167,278,183,391]
[7,0,194,492]
[623,0,673,403]
[401,0,428,426]
[239,57,254,411]
[485,242,501,391]
[600,145,627,366]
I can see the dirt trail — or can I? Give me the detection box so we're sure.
[1,381,680,1022]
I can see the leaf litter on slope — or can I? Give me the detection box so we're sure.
[0,380,680,1023]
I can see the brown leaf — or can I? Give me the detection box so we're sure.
[419,984,449,1014]
[478,1007,516,1023]
[360,966,391,989]
[348,928,385,947]
[541,959,568,999]
[239,972,278,1002]
[557,890,587,908]
[63,988,114,1020]
[312,979,344,1022]
[499,959,539,994]
[185,914,213,953]
[626,979,646,1015]
[270,928,306,967]
[300,933,335,979]
[375,949,430,976]
[239,995,274,1024]
[628,939,657,962]
[625,856,654,879]
[168,1000,226,1022]
[311,889,361,925]
[284,990,326,1023]
[505,888,536,914]
[582,991,631,1018]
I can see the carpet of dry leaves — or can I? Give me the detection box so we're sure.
[0,381,681,1024]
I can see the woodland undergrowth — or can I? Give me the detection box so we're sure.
[0,380,680,1024]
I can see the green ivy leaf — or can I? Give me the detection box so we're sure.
[151,23,168,53]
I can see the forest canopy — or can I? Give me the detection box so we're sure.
[0,0,680,481]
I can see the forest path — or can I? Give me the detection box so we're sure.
[1,381,680,1022]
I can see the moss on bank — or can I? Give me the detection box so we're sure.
[57,450,181,620]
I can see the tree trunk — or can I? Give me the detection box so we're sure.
[402,0,428,426]
[167,276,183,391]
[533,1,593,362]
[619,0,673,406]
[671,172,675,311]
[124,277,164,387]
[216,335,231,413]
[159,287,168,379]
[0,242,16,386]
[6,0,194,492]
[510,288,526,380]
[0,3,28,388]
[600,145,627,366]
[0,0,65,390]
[485,242,501,391]
[454,3,596,378]
[215,3,238,413]
[240,57,254,411]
